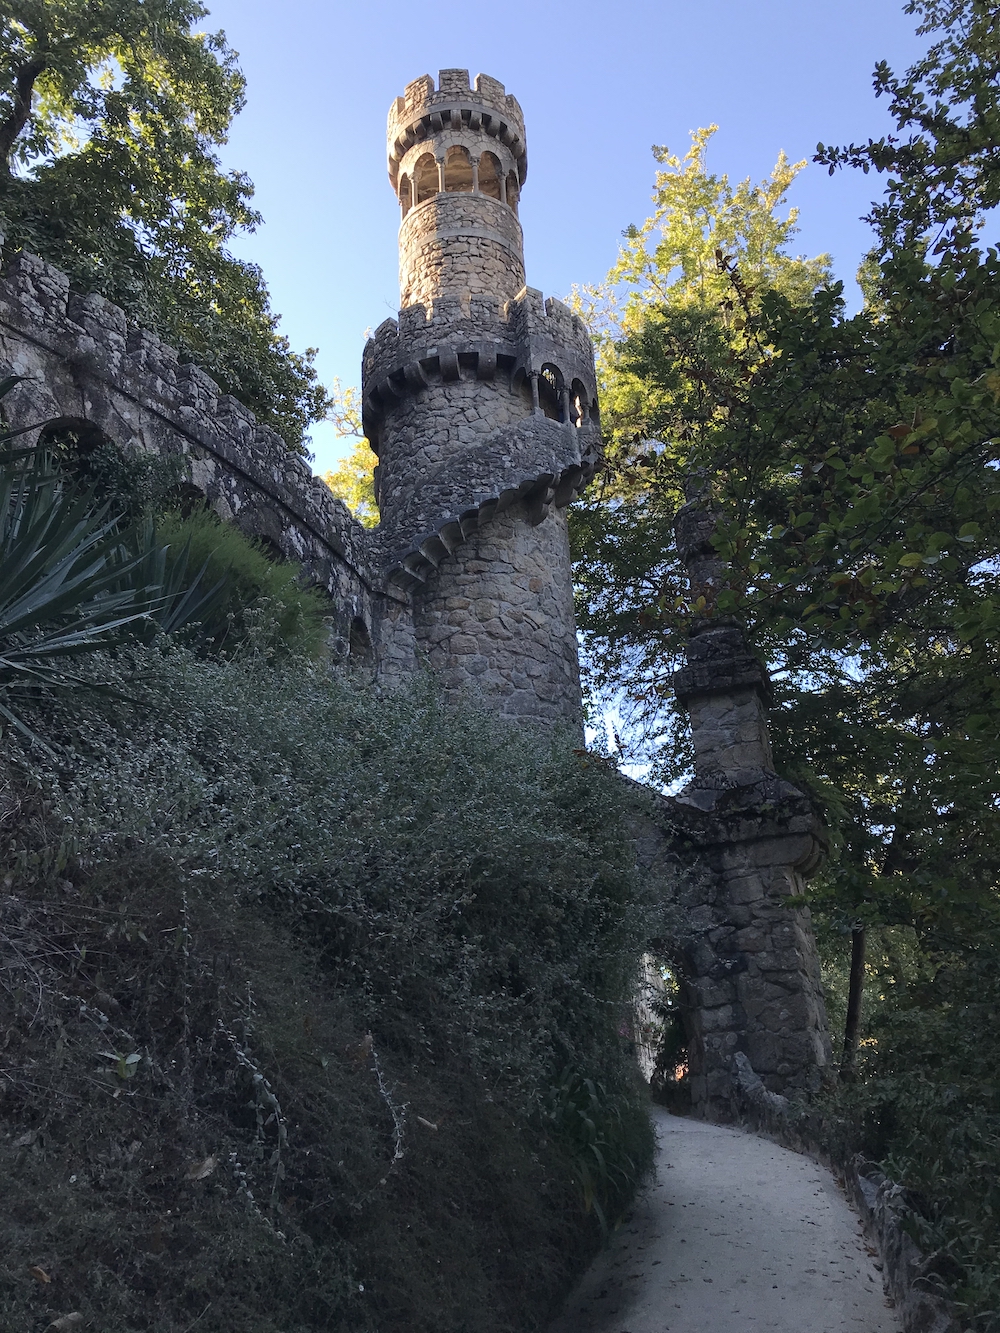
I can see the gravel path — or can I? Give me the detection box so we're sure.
[547,1108,900,1333]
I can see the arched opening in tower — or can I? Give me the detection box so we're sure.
[478,152,502,201]
[505,171,520,214]
[571,379,590,427]
[444,145,473,192]
[538,365,562,421]
[398,172,412,216]
[414,152,438,205]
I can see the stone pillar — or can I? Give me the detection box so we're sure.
[666,502,832,1118]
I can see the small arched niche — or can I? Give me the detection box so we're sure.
[478,151,502,201]
[398,172,412,217]
[349,616,374,666]
[505,171,520,214]
[37,415,114,461]
[414,152,438,205]
[36,416,119,491]
[444,145,473,193]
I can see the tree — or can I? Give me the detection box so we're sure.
[320,378,379,527]
[0,1,330,451]
[570,127,831,755]
[572,1,1000,1081]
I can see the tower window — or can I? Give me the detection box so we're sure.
[478,151,502,201]
[444,145,473,192]
[505,171,520,215]
[414,152,438,205]
[538,365,562,421]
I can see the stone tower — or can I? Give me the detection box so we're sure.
[362,70,600,725]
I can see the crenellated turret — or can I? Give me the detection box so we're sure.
[362,71,602,726]
[388,70,527,309]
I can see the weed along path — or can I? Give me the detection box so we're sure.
[547,1107,900,1333]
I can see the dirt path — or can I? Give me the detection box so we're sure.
[547,1108,900,1333]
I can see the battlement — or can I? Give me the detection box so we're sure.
[0,238,379,617]
[387,70,526,189]
[508,289,595,367]
[361,284,599,452]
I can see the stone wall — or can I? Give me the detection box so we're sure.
[0,238,417,672]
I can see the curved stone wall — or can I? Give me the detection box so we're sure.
[399,192,525,308]
[0,238,412,671]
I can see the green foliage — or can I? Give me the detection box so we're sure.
[570,129,832,762]
[0,385,169,742]
[0,1,331,450]
[571,126,830,469]
[569,5,1000,1322]
[44,422,187,522]
[323,437,379,529]
[812,921,1000,1330]
[154,506,330,658]
[0,649,666,1332]
[546,1068,654,1236]
[320,380,379,528]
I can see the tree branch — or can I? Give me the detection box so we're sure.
[0,56,47,174]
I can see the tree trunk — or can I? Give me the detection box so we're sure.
[841,925,866,1078]
[0,57,47,174]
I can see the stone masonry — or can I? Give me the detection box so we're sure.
[0,239,405,672]
[0,68,831,1113]
[367,69,600,725]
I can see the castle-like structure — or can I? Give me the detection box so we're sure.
[0,69,831,1117]
[364,70,600,724]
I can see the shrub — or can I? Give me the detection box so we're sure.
[155,507,330,658]
[812,920,1000,1331]
[0,648,673,1333]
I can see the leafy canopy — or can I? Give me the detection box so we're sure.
[319,379,379,527]
[570,128,831,747]
[0,0,330,450]
[572,0,1000,1050]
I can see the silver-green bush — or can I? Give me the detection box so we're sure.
[0,645,676,1332]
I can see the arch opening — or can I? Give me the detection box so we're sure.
[444,145,473,192]
[505,171,520,214]
[398,172,412,217]
[570,379,589,427]
[478,151,502,201]
[538,364,562,422]
[349,616,374,665]
[414,152,438,205]
[37,416,116,461]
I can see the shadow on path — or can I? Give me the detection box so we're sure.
[547,1107,900,1333]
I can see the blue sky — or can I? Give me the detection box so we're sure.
[201,0,926,474]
